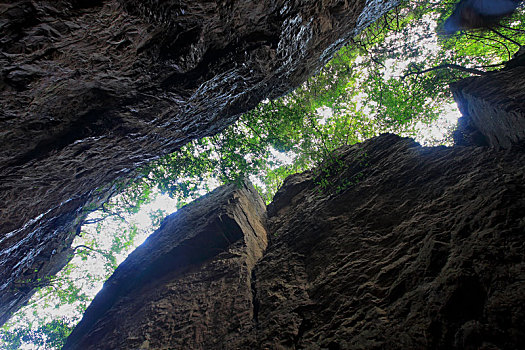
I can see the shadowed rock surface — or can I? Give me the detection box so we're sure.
[0,0,399,324]
[65,134,525,349]
[452,50,525,148]
[257,134,525,349]
[64,181,268,349]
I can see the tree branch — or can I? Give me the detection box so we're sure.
[370,56,385,68]
[497,23,525,34]
[465,32,512,60]
[489,28,522,47]
[82,217,105,225]
[72,245,110,259]
[101,205,129,224]
[402,63,489,79]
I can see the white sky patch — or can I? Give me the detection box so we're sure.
[249,174,266,190]
[383,58,410,80]
[414,102,461,146]
[125,191,178,249]
[316,106,333,125]
[269,147,296,167]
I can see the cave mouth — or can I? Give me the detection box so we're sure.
[1,0,524,348]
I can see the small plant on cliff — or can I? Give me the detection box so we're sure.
[313,147,370,195]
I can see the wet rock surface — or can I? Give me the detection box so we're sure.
[65,134,525,349]
[64,181,268,350]
[0,0,399,323]
[452,52,525,148]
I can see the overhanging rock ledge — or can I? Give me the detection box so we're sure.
[0,0,399,324]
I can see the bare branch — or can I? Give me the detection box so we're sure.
[489,28,522,47]
[72,245,111,259]
[402,63,490,79]
[497,23,525,34]
[102,205,129,223]
[370,56,386,68]
[82,217,105,225]
[465,32,512,60]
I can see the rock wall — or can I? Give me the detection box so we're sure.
[65,134,525,349]
[64,181,268,349]
[257,134,525,349]
[0,0,399,324]
[451,50,525,148]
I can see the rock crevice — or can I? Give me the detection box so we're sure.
[0,0,399,323]
[64,134,525,349]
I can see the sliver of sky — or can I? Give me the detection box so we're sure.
[2,9,465,348]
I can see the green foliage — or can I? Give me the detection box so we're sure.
[1,319,73,350]
[314,148,370,195]
[0,196,158,350]
[119,0,525,209]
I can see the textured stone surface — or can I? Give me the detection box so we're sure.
[64,181,268,349]
[0,0,399,324]
[65,134,525,349]
[451,52,525,148]
[256,134,525,349]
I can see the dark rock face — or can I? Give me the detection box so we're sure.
[257,134,525,349]
[451,52,525,148]
[0,0,399,324]
[65,134,525,349]
[64,181,268,349]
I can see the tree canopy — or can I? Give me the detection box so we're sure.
[2,0,524,348]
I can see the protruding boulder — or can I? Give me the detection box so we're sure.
[64,181,268,349]
[451,50,525,148]
[0,0,400,323]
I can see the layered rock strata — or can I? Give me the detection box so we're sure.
[451,51,525,148]
[64,181,268,349]
[0,0,399,324]
[65,134,525,349]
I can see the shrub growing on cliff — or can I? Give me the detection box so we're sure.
[129,0,525,204]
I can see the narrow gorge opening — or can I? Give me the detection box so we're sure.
[1,0,524,349]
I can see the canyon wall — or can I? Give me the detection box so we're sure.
[451,50,525,148]
[64,181,268,349]
[65,134,525,349]
[0,0,399,324]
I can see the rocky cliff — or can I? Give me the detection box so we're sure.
[64,181,268,349]
[451,49,525,148]
[64,134,525,349]
[0,0,399,324]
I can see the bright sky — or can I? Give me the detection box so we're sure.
[2,190,179,350]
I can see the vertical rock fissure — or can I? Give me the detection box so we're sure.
[251,269,260,326]
[1,0,401,324]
